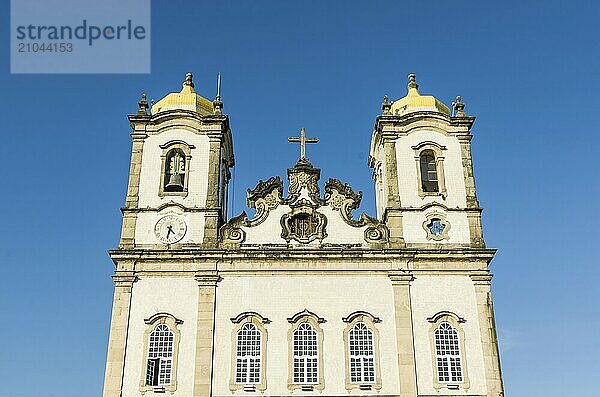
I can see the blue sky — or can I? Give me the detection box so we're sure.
[1,1,598,396]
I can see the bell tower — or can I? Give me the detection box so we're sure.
[369,74,484,248]
[120,73,234,249]
[103,72,234,397]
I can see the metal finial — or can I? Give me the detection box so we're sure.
[213,73,223,114]
[183,72,195,88]
[408,73,419,90]
[381,95,392,115]
[137,93,149,115]
[452,95,466,117]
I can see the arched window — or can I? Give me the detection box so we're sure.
[164,149,186,192]
[343,311,382,390]
[293,323,318,384]
[235,323,262,384]
[145,324,175,387]
[158,141,194,197]
[230,312,269,392]
[434,322,463,383]
[420,151,439,192]
[287,310,325,391]
[349,322,375,383]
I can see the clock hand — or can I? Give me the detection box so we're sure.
[166,225,174,238]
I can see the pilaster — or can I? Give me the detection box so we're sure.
[382,135,405,247]
[389,272,417,397]
[458,134,480,209]
[467,210,485,248]
[102,270,137,397]
[193,272,221,397]
[470,274,504,397]
[203,133,224,248]
[120,123,148,249]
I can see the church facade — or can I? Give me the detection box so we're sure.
[102,73,504,397]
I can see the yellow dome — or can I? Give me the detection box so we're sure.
[390,74,450,116]
[151,73,214,115]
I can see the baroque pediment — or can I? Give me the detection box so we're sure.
[220,160,388,247]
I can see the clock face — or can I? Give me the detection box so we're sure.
[154,215,187,244]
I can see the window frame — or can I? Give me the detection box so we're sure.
[342,311,382,391]
[139,313,183,393]
[158,140,194,198]
[422,212,451,241]
[412,142,447,198]
[229,312,269,392]
[427,311,470,391]
[287,310,325,391]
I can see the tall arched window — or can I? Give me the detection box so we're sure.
[235,323,262,384]
[434,322,463,383]
[230,312,269,392]
[293,323,318,384]
[343,311,382,390]
[145,324,175,386]
[349,322,375,383]
[420,151,439,192]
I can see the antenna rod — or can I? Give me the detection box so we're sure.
[217,73,221,99]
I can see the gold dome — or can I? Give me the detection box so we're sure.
[390,74,450,116]
[151,73,214,115]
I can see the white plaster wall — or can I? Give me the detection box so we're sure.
[320,206,367,245]
[240,205,368,246]
[135,206,205,245]
[410,275,487,395]
[396,130,467,209]
[240,206,288,245]
[212,275,400,396]
[138,129,210,208]
[122,277,199,397]
[402,210,470,244]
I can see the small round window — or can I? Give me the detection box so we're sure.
[427,218,445,236]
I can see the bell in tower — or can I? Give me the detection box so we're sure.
[164,150,185,192]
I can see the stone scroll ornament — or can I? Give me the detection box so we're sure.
[219,177,284,245]
[324,178,389,244]
[246,176,283,226]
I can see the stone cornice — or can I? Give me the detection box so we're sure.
[194,271,222,287]
[388,271,414,284]
[111,271,137,287]
[397,204,483,213]
[470,273,494,284]
[376,111,451,128]
[120,206,221,214]
[373,111,473,139]
[108,247,496,263]
[450,115,476,128]
[143,109,228,125]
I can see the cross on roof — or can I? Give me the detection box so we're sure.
[288,128,318,161]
